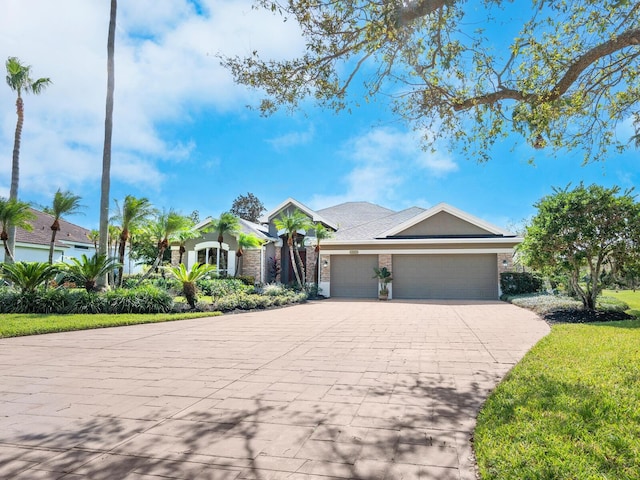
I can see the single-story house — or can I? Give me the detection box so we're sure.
[179,198,520,300]
[1,208,96,264]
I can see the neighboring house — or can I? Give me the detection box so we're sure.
[1,208,96,264]
[180,198,521,300]
[1,209,139,274]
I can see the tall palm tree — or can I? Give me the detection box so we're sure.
[137,210,192,283]
[87,229,100,250]
[235,232,264,277]
[313,222,333,285]
[274,209,312,287]
[111,195,154,286]
[97,0,117,290]
[5,57,51,260]
[47,189,84,264]
[208,212,240,275]
[0,198,36,263]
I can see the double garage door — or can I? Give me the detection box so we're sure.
[331,254,497,300]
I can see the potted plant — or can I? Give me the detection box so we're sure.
[373,266,392,300]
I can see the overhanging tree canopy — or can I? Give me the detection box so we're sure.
[221,0,640,162]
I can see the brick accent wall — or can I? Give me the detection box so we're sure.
[378,253,392,271]
[320,254,330,283]
[241,249,262,283]
[497,253,513,275]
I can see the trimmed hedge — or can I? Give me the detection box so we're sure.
[500,271,543,295]
[212,290,307,312]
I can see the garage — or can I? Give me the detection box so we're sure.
[392,254,498,300]
[330,254,379,298]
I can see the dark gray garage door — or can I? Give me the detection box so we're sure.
[393,254,497,300]
[330,255,379,298]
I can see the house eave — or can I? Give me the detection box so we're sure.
[322,237,523,246]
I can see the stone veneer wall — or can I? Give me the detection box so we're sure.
[170,247,180,267]
[306,246,317,284]
[274,247,282,283]
[241,249,262,283]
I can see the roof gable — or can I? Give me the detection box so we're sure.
[379,203,513,238]
[260,197,337,230]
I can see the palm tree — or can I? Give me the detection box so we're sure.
[87,229,100,250]
[63,254,121,292]
[208,212,240,275]
[1,261,59,293]
[313,222,333,285]
[97,0,117,290]
[274,209,312,287]
[47,189,84,264]
[176,228,199,265]
[0,198,36,263]
[111,195,154,286]
[5,57,51,259]
[235,232,264,277]
[166,263,216,309]
[137,210,192,283]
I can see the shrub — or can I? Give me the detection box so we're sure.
[104,286,173,314]
[500,272,543,295]
[236,275,255,286]
[198,278,253,297]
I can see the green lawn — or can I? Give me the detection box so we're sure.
[475,319,640,479]
[0,311,220,338]
[603,289,640,317]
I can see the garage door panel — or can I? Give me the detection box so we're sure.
[331,255,379,298]
[393,254,497,300]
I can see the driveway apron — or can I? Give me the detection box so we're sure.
[0,300,549,479]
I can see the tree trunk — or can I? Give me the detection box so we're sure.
[6,96,25,264]
[48,220,60,264]
[293,241,306,285]
[137,239,167,284]
[315,245,320,285]
[97,0,117,290]
[288,238,303,287]
[117,229,128,287]
[235,250,242,277]
[183,281,197,309]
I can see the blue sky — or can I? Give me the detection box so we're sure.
[1,0,639,232]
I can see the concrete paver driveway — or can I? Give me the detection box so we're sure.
[0,300,549,479]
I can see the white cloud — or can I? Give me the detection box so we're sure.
[267,124,315,151]
[0,0,304,201]
[310,127,458,209]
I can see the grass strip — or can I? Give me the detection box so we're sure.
[0,311,221,338]
[475,319,640,479]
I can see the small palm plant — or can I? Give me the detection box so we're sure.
[373,267,392,299]
[63,254,121,292]
[166,263,217,309]
[1,261,59,293]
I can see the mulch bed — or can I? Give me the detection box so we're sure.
[544,309,634,324]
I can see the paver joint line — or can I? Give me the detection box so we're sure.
[0,300,549,479]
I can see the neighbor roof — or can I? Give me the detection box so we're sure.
[15,208,92,247]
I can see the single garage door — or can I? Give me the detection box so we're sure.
[330,255,379,298]
[393,254,497,300]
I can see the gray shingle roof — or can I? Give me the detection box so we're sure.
[16,209,92,247]
[317,202,426,240]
